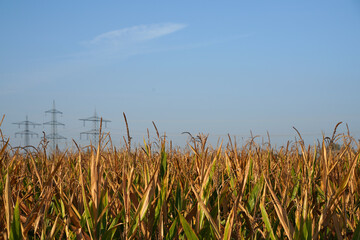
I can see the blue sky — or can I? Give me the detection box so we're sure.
[1,1,360,148]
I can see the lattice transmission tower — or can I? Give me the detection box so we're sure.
[13,115,41,147]
[44,100,66,150]
[79,110,111,146]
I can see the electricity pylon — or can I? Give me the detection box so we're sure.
[13,115,41,147]
[44,100,66,151]
[79,110,111,146]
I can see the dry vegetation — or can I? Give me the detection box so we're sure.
[1,115,360,239]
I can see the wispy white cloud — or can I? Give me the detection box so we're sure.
[84,23,187,47]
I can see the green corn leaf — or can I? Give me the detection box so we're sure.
[178,210,199,240]
[290,180,300,202]
[160,150,167,180]
[353,221,360,240]
[165,216,179,240]
[225,154,237,196]
[80,183,94,239]
[260,201,277,240]
[175,182,183,212]
[97,190,109,236]
[153,173,168,233]
[305,216,312,240]
[102,214,121,240]
[10,199,22,240]
[247,178,263,213]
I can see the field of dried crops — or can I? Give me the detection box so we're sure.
[1,119,360,239]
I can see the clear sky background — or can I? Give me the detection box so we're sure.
[1,1,360,148]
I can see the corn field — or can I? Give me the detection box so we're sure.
[1,116,360,239]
